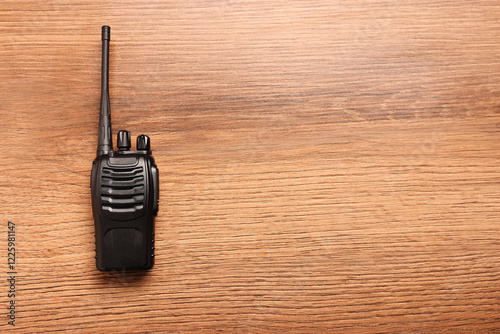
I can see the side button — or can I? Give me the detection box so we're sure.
[151,165,159,215]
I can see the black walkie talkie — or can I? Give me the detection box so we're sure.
[91,26,159,271]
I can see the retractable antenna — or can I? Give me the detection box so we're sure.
[97,25,112,156]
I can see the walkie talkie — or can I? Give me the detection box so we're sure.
[91,26,159,271]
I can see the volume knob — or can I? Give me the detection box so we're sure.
[117,130,131,150]
[137,134,150,150]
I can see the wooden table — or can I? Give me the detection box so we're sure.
[1,1,499,332]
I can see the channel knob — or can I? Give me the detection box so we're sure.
[137,134,150,150]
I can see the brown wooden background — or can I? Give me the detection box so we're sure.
[1,1,499,332]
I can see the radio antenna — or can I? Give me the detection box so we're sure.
[97,25,112,156]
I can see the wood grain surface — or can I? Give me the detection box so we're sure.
[1,0,500,332]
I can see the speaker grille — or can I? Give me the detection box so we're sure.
[100,166,145,214]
